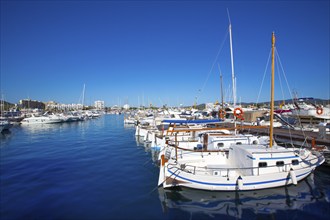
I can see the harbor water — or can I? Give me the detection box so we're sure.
[1,115,329,219]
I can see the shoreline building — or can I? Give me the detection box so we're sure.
[19,99,45,110]
[45,101,84,111]
[94,100,105,110]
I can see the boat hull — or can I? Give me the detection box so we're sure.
[159,151,324,191]
[162,167,314,191]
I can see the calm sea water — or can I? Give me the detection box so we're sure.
[1,115,329,220]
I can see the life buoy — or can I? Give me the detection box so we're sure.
[218,109,226,119]
[234,107,244,120]
[316,107,323,115]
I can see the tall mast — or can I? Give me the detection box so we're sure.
[269,32,275,148]
[218,63,224,110]
[82,83,85,108]
[229,24,236,107]
[220,71,224,110]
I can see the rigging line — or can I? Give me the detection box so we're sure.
[256,48,272,105]
[275,49,306,138]
[275,49,293,100]
[226,84,232,104]
[275,49,285,102]
[197,30,229,102]
[150,167,180,194]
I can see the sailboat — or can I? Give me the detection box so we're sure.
[157,32,325,191]
[0,95,13,133]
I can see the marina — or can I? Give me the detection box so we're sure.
[1,1,329,219]
[1,114,329,219]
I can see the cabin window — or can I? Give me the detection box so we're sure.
[217,143,224,148]
[236,142,242,145]
[276,161,284,167]
[258,162,267,167]
[252,140,258,145]
[292,159,299,165]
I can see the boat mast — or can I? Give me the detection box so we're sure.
[229,23,236,107]
[220,71,224,110]
[82,83,85,108]
[218,63,224,110]
[229,22,238,134]
[270,32,275,148]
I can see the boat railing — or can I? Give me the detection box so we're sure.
[167,153,324,177]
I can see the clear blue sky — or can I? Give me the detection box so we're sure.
[1,0,329,107]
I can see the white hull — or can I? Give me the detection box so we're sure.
[159,145,324,191]
[21,116,62,125]
[291,106,330,121]
[162,165,314,191]
[1,120,12,132]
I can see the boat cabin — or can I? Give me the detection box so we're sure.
[228,144,300,176]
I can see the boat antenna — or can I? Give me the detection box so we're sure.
[270,32,275,148]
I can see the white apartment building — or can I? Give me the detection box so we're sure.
[94,100,105,110]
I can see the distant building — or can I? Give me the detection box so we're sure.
[123,104,130,110]
[111,105,120,110]
[46,101,84,111]
[19,99,45,110]
[94,100,105,110]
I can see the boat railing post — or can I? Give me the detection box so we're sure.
[175,133,178,161]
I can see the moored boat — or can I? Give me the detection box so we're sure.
[157,32,325,191]
[20,114,62,125]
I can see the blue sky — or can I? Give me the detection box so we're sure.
[1,0,329,107]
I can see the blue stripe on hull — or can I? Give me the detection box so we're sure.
[167,169,311,187]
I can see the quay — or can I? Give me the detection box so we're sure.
[241,126,330,147]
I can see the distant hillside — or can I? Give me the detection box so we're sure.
[0,100,16,111]
[242,98,330,107]
[189,98,329,110]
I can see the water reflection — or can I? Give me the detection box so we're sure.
[135,136,145,147]
[124,124,135,129]
[20,122,82,134]
[135,136,160,164]
[158,173,327,219]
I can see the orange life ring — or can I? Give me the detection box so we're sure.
[234,107,244,120]
[218,109,226,119]
[316,107,323,115]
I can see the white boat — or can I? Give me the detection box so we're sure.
[0,120,12,132]
[155,120,273,161]
[20,114,62,125]
[158,143,324,191]
[0,97,13,132]
[59,112,84,122]
[290,99,330,122]
[124,117,135,124]
[157,32,325,191]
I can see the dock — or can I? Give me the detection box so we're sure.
[241,127,330,147]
